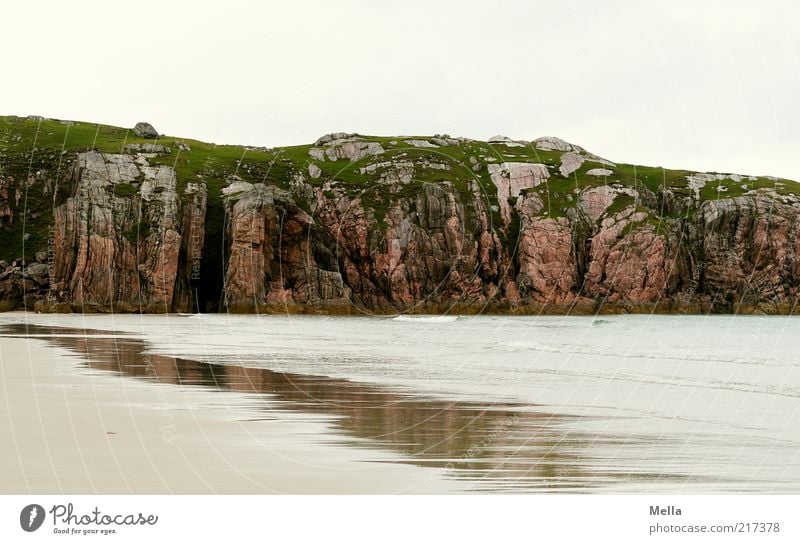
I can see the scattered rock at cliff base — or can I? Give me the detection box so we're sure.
[308,163,322,179]
[587,168,614,177]
[26,262,49,276]
[0,260,50,311]
[132,122,159,139]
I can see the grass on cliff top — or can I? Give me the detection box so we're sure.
[4,115,796,201]
[2,115,800,262]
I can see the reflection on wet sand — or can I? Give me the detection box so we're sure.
[2,324,692,492]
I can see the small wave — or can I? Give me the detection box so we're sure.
[392,315,459,323]
[486,338,794,367]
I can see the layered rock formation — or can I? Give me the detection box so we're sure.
[1,116,799,314]
[42,151,205,312]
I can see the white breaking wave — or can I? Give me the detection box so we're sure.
[391,315,460,323]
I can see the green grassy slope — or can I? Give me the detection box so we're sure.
[1,114,797,264]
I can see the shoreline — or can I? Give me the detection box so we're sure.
[0,329,463,493]
[22,299,800,316]
[3,312,798,494]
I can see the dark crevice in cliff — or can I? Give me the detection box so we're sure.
[572,216,592,296]
[196,187,226,313]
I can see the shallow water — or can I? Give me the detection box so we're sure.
[2,313,799,493]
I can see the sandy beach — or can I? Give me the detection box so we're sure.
[0,324,461,494]
[2,312,799,494]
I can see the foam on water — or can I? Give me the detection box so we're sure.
[391,315,460,323]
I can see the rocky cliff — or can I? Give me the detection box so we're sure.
[1,116,799,314]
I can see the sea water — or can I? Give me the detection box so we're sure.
[2,312,798,493]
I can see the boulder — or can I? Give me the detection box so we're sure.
[559,151,585,177]
[26,263,49,277]
[533,136,581,152]
[586,168,614,177]
[315,132,358,146]
[132,122,159,139]
[404,140,439,148]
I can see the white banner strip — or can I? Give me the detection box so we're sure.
[0,495,796,543]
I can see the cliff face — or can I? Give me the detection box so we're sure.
[1,116,799,314]
[44,150,205,312]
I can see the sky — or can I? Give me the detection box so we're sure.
[2,0,799,178]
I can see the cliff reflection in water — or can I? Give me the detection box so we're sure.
[5,323,684,491]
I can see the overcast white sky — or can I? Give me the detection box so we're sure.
[3,0,799,178]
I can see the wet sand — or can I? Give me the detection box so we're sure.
[4,315,780,493]
[0,327,467,493]
[0,322,661,493]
